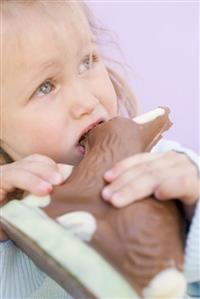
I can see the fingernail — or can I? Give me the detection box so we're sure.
[37,181,52,193]
[104,170,113,180]
[58,164,74,181]
[111,193,122,204]
[102,188,112,200]
[155,190,162,199]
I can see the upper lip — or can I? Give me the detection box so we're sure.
[77,118,105,145]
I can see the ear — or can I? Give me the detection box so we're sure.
[132,107,168,124]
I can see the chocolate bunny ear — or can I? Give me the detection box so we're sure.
[0,107,176,299]
[132,107,173,152]
[132,107,170,124]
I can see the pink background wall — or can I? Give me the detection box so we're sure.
[88,1,199,153]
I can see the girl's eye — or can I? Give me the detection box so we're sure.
[78,53,98,75]
[34,81,55,97]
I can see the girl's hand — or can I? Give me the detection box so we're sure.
[0,154,73,241]
[102,151,200,214]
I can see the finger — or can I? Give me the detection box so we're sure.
[104,150,193,182]
[104,152,161,181]
[20,154,63,184]
[23,155,74,183]
[105,163,189,207]
[155,176,200,205]
[102,153,179,200]
[108,174,158,207]
[23,154,57,165]
[2,167,53,197]
[102,163,158,200]
[20,161,63,185]
[19,162,73,186]
[102,167,139,200]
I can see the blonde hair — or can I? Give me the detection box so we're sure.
[0,0,138,166]
[79,1,138,118]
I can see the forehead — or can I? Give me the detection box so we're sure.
[1,2,95,100]
[3,1,89,28]
[4,1,92,72]
[3,2,93,61]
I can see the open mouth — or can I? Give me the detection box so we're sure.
[76,120,104,155]
[78,131,89,146]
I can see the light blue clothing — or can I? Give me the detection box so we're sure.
[187,282,200,298]
[0,139,199,299]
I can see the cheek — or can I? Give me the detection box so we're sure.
[104,81,118,117]
[95,69,118,116]
[28,118,64,143]
[14,114,65,152]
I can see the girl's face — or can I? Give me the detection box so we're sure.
[1,3,118,165]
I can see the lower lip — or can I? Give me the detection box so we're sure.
[76,144,86,156]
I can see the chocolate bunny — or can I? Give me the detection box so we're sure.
[1,108,186,299]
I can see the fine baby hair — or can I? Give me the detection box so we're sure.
[1,2,199,299]
[1,0,137,113]
[0,0,137,166]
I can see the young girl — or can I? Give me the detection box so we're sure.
[0,1,199,298]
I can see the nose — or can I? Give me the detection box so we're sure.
[70,100,97,119]
[69,83,99,120]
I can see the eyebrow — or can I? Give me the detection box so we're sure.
[36,61,62,74]
[26,62,63,94]
[78,36,97,54]
[30,36,97,79]
[37,40,97,72]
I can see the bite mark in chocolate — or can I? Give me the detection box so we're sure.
[0,107,187,299]
[42,106,186,298]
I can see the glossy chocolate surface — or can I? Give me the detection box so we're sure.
[43,109,185,296]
